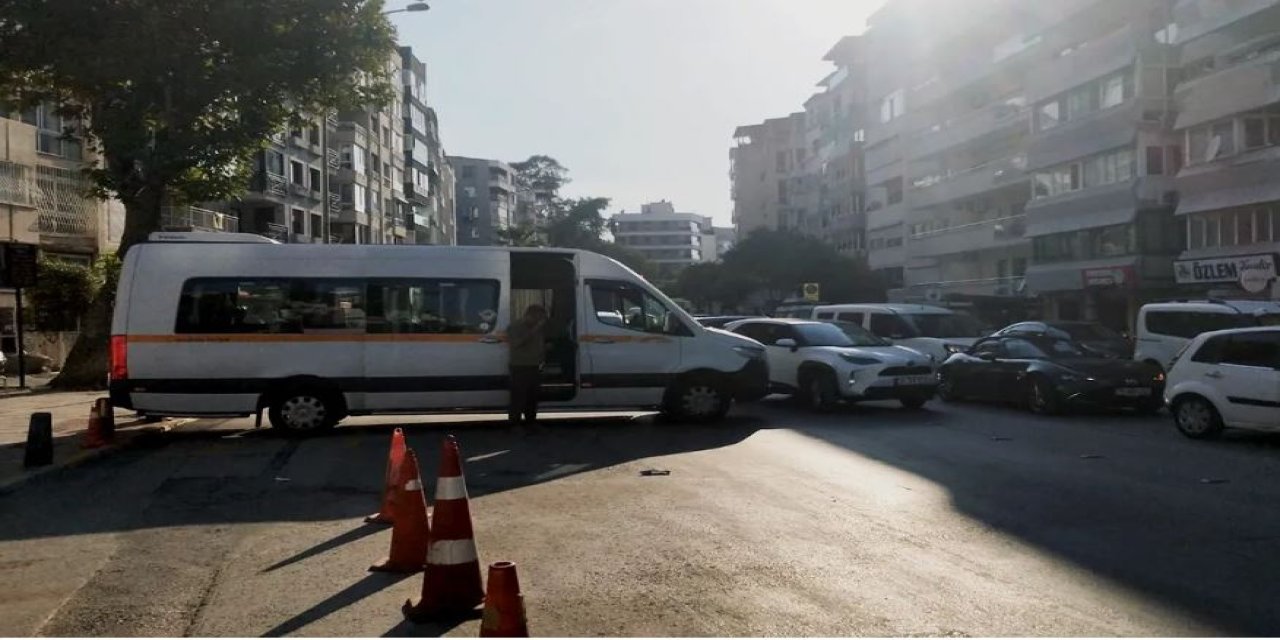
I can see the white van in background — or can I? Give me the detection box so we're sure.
[1134,300,1280,372]
[109,233,770,431]
[807,303,985,362]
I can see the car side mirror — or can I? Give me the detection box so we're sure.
[774,338,798,352]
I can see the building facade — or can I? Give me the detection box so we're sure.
[449,156,515,245]
[1167,0,1280,300]
[612,201,715,277]
[401,47,456,245]
[730,113,809,239]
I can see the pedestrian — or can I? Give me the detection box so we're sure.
[507,304,547,424]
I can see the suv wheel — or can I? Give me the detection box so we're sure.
[1173,395,1224,439]
[801,369,840,412]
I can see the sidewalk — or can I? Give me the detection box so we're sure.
[0,386,174,493]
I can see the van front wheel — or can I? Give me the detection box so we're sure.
[663,376,731,423]
[268,389,340,433]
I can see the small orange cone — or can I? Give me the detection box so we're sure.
[81,401,109,449]
[403,435,485,622]
[369,449,431,573]
[479,562,529,637]
[366,428,408,524]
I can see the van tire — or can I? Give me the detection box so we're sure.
[267,387,341,433]
[662,375,731,423]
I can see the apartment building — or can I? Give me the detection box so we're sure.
[1168,0,1280,300]
[449,156,516,245]
[401,47,456,245]
[1021,0,1181,330]
[612,201,715,278]
[730,112,808,239]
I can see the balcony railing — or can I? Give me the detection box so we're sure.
[911,101,1029,159]
[289,182,309,197]
[903,276,1027,298]
[262,222,289,242]
[326,148,341,171]
[161,205,239,233]
[0,161,35,208]
[910,154,1027,208]
[907,214,1027,258]
[264,172,287,197]
[33,166,97,238]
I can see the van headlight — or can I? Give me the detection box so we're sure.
[732,345,766,359]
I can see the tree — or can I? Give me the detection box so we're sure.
[544,197,609,248]
[510,155,570,195]
[496,222,543,247]
[26,260,96,331]
[0,0,397,388]
[717,229,884,308]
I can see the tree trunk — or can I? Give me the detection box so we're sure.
[50,188,163,390]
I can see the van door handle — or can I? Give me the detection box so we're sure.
[1204,370,1223,379]
[478,336,502,344]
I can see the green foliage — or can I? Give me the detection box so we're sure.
[544,197,610,248]
[510,155,570,195]
[26,259,96,331]
[496,222,544,247]
[91,253,123,310]
[0,0,397,243]
[672,229,885,311]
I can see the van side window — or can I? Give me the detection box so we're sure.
[1146,311,1250,338]
[588,280,690,336]
[367,279,499,334]
[837,312,864,324]
[869,313,911,338]
[176,278,368,334]
[815,311,835,320]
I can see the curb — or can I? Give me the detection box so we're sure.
[0,421,182,496]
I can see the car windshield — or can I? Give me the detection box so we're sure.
[830,321,891,347]
[1061,323,1123,341]
[795,323,856,347]
[904,313,984,338]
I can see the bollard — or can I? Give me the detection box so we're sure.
[95,398,115,441]
[24,412,53,468]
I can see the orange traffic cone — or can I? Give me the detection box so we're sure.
[81,401,109,449]
[479,562,529,637]
[369,449,431,574]
[366,428,408,525]
[94,398,115,440]
[403,435,485,622]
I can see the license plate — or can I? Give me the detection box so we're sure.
[896,375,935,386]
[1115,387,1151,397]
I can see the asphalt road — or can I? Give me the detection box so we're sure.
[2,397,1279,636]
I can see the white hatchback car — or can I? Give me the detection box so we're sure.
[1165,327,1280,439]
[725,318,937,410]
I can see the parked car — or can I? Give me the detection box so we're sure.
[1134,300,1280,372]
[2,350,53,375]
[694,315,761,329]
[808,303,985,362]
[1165,326,1280,439]
[939,335,1164,414]
[724,318,937,410]
[993,321,1132,359]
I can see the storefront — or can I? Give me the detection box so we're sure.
[1026,256,1179,333]
[1173,252,1279,299]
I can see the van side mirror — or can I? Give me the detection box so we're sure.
[774,338,798,352]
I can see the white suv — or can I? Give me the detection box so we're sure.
[1135,300,1280,372]
[808,303,985,363]
[1166,327,1280,439]
[725,318,937,410]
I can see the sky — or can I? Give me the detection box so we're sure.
[393,0,886,227]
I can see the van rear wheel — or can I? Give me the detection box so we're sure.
[268,388,340,433]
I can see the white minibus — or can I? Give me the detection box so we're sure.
[108,233,769,431]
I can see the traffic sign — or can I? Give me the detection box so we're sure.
[802,282,820,302]
[1,242,39,288]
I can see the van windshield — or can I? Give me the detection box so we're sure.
[903,313,984,338]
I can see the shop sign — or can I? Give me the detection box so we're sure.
[1174,253,1277,285]
[1082,266,1133,288]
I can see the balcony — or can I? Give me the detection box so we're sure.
[1175,48,1280,130]
[907,214,1027,259]
[910,102,1030,159]
[161,206,239,233]
[392,217,408,237]
[0,161,35,208]
[865,201,905,231]
[261,222,289,242]
[260,172,287,197]
[909,154,1027,208]
[289,182,310,198]
[326,148,341,171]
[32,166,98,240]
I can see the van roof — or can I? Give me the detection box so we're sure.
[1141,300,1280,315]
[813,303,955,315]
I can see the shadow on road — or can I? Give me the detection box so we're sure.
[771,399,1280,635]
[261,572,417,637]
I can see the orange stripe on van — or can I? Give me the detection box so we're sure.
[128,334,507,344]
[580,334,671,344]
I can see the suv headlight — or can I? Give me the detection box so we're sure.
[840,354,882,366]
[732,345,765,359]
[944,343,966,355]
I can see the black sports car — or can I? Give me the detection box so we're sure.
[938,335,1164,414]
[992,321,1133,359]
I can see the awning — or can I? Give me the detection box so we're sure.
[1024,256,1142,293]
[1026,181,1138,236]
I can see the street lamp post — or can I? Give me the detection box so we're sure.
[384,2,429,15]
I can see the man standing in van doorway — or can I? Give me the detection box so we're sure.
[508,304,547,424]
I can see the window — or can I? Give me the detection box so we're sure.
[309,125,321,145]
[353,184,366,213]
[837,312,865,324]
[1037,101,1061,131]
[887,177,903,205]
[971,339,1004,358]
[1244,117,1267,149]
[176,278,367,334]
[291,208,305,235]
[1167,145,1183,175]
[869,313,913,339]
[1003,338,1046,359]
[310,168,321,192]
[1033,172,1052,198]
[880,89,904,123]
[1270,116,1280,146]
[590,281,687,335]
[1219,332,1280,368]
[366,279,499,334]
[1145,146,1164,175]
[341,145,366,174]
[1209,121,1235,159]
[311,213,322,239]
[1189,127,1209,164]
[265,151,285,176]
[1066,85,1096,119]
[1100,74,1125,109]
[1145,311,1251,339]
[732,322,777,344]
[291,160,305,185]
